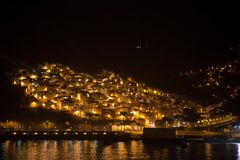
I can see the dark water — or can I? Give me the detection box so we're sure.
[0,140,239,160]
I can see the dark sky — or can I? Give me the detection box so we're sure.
[0,1,239,100]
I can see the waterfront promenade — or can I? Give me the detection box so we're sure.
[0,131,135,141]
[1,128,240,142]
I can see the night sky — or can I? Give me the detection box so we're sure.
[0,1,239,104]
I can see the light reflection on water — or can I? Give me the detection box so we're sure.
[0,140,240,160]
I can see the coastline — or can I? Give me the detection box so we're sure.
[1,131,240,143]
[0,131,133,141]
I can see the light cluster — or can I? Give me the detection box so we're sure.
[12,63,218,127]
[179,60,240,100]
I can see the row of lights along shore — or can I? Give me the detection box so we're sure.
[12,132,109,135]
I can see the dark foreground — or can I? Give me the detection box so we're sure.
[1,140,240,160]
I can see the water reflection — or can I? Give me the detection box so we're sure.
[1,140,240,160]
[204,143,212,160]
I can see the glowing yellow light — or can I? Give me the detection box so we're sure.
[42,65,48,70]
[131,111,136,115]
[63,105,70,110]
[64,132,67,135]
[44,132,47,135]
[51,104,56,109]
[19,76,26,80]
[43,95,47,100]
[145,119,149,126]
[20,81,25,86]
[103,132,107,135]
[30,102,38,108]
[77,93,81,100]
[34,94,38,99]
[117,98,121,102]
[73,110,80,116]
[140,115,145,119]
[13,132,17,135]
[83,132,87,135]
[30,74,38,79]
[120,81,123,85]
[34,132,38,135]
